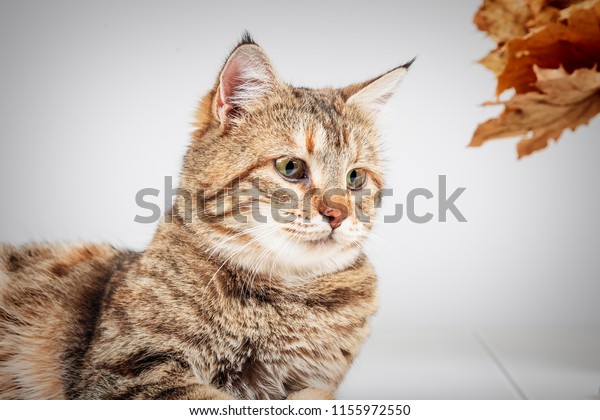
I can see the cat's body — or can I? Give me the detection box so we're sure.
[0,35,410,399]
[0,223,376,399]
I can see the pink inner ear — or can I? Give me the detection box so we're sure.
[215,45,277,121]
[219,57,243,108]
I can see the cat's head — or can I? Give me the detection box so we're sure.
[178,34,410,282]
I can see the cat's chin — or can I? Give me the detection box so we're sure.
[246,242,363,283]
[231,223,366,282]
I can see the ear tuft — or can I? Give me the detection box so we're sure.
[215,36,278,123]
[344,58,415,116]
[239,30,257,47]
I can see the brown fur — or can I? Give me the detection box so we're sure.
[0,34,410,399]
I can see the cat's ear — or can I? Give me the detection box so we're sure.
[215,34,279,123]
[343,58,415,116]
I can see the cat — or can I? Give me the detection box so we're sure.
[0,33,411,399]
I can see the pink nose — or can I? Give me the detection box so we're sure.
[318,201,348,229]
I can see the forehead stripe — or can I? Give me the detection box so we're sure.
[305,125,315,155]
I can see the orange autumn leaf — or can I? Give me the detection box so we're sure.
[472,0,600,157]
[497,2,600,94]
[470,67,600,158]
[473,0,580,78]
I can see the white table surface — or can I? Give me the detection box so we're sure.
[337,327,600,400]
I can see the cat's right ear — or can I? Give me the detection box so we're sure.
[342,58,415,117]
[214,37,279,124]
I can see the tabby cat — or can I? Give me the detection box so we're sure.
[0,34,411,399]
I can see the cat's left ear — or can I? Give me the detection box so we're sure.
[215,35,279,124]
[343,58,415,116]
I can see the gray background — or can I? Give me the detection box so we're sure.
[0,0,599,363]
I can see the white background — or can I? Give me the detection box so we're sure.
[1,0,599,331]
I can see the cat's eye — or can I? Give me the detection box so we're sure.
[275,157,306,181]
[346,168,367,190]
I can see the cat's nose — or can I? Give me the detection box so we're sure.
[318,201,348,229]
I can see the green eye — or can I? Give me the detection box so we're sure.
[275,157,306,180]
[347,168,367,190]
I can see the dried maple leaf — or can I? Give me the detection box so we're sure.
[497,2,600,94]
[473,0,600,157]
[477,0,600,89]
[470,67,600,158]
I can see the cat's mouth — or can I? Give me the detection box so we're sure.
[281,225,335,245]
